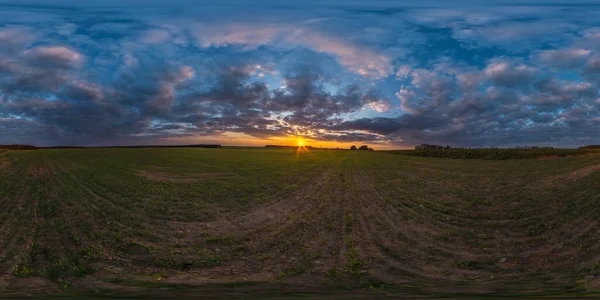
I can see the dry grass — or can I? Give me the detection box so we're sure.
[565,164,600,180]
[1,148,599,297]
[137,170,227,183]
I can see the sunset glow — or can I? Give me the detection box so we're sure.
[3,1,600,297]
[1,1,599,149]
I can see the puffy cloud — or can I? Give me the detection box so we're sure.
[123,54,139,67]
[195,24,283,48]
[0,26,37,54]
[139,29,172,44]
[346,57,600,147]
[440,12,580,52]
[60,81,104,102]
[579,27,600,50]
[22,46,84,69]
[456,71,482,91]
[395,66,412,79]
[295,34,393,78]
[364,100,392,113]
[396,88,418,114]
[484,59,538,87]
[1,2,600,148]
[194,23,393,78]
[525,79,598,107]
[534,48,591,68]
[584,55,600,75]
[0,46,84,95]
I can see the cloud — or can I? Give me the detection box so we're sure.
[172,65,389,140]
[584,55,600,75]
[346,55,600,147]
[139,29,172,44]
[579,27,600,50]
[534,48,591,68]
[59,81,104,102]
[123,54,139,67]
[396,88,418,114]
[295,34,393,78]
[440,12,580,52]
[525,79,598,106]
[194,23,393,78]
[456,71,482,91]
[0,26,37,53]
[1,2,600,147]
[395,66,412,79]
[22,46,84,69]
[484,59,538,87]
[0,46,84,95]
[365,100,392,112]
[195,24,283,48]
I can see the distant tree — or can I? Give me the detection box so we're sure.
[0,144,38,150]
[415,143,449,150]
[358,145,369,150]
[350,145,357,150]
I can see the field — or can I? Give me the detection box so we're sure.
[387,148,592,160]
[1,148,600,297]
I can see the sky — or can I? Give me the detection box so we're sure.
[1,1,600,149]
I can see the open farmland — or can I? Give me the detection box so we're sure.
[1,148,600,297]
[387,148,594,160]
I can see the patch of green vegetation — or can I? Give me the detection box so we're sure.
[1,147,599,296]
[345,238,362,278]
[13,265,36,277]
[345,214,352,233]
[454,260,475,269]
[387,148,590,160]
[325,266,338,281]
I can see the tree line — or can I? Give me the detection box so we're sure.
[350,145,373,151]
[415,143,557,150]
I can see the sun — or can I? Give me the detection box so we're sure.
[298,140,304,146]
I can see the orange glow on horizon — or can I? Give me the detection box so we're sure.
[295,142,310,160]
[159,133,405,150]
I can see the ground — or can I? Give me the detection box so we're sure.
[0,148,599,298]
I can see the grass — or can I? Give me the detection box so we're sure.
[387,148,592,159]
[0,148,600,297]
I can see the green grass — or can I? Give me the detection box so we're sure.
[387,148,590,159]
[1,148,600,297]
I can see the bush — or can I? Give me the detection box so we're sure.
[579,145,600,149]
[386,148,589,160]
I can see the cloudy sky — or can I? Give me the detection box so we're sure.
[1,0,600,148]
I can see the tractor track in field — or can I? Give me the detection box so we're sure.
[161,157,349,282]
[1,149,600,296]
